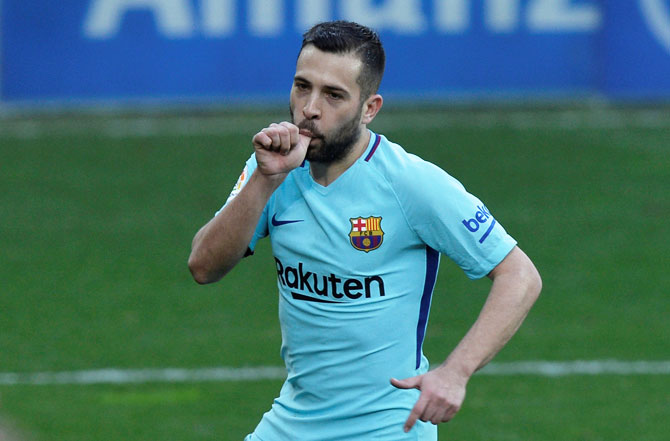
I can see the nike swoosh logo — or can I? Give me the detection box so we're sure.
[271,214,304,227]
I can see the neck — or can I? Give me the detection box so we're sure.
[310,129,371,187]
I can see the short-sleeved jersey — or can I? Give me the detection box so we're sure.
[221,131,517,441]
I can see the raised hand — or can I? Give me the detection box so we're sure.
[252,122,311,177]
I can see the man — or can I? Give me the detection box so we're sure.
[189,21,541,441]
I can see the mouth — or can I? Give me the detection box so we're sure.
[299,129,315,138]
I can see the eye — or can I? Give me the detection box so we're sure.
[328,92,343,100]
[295,82,309,91]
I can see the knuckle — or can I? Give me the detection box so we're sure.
[413,412,427,423]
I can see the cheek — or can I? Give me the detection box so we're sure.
[334,107,361,130]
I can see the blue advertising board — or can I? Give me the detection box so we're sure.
[2,0,670,104]
[601,0,670,99]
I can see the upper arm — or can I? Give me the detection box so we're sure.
[487,246,542,294]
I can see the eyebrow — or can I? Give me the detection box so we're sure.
[294,76,350,97]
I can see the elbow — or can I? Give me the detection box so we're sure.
[525,265,542,304]
[514,247,543,303]
[190,269,215,285]
[188,254,223,285]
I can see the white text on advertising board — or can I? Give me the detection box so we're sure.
[639,0,670,54]
[84,0,601,39]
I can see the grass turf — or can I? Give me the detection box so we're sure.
[1,107,668,440]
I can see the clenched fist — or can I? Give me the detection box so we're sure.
[252,122,311,177]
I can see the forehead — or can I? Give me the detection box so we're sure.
[295,45,363,93]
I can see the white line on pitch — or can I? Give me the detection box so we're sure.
[0,366,287,386]
[478,360,670,377]
[1,361,670,386]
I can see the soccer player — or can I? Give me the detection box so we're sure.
[188,21,541,441]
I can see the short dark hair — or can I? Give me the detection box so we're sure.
[300,21,385,101]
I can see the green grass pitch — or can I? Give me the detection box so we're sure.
[0,107,669,440]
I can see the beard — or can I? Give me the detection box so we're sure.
[290,106,363,164]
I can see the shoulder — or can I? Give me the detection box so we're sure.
[366,133,465,196]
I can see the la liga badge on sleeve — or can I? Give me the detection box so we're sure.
[349,216,384,252]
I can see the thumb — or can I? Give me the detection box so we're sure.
[288,133,310,160]
[390,375,422,390]
[298,133,312,146]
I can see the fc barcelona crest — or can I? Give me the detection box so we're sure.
[349,216,384,252]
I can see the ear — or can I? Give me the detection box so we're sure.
[360,94,383,125]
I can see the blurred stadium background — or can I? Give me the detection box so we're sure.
[1,1,669,440]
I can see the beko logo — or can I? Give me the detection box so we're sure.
[462,205,497,244]
[639,0,670,54]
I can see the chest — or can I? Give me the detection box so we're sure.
[267,170,421,277]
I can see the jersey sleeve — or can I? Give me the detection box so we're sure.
[215,153,269,254]
[395,156,517,279]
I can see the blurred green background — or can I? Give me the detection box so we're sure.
[1,107,669,440]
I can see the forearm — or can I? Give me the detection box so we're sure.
[188,170,283,284]
[391,252,540,432]
[439,248,542,378]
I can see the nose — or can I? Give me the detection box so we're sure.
[303,93,321,120]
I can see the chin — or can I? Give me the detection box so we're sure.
[306,139,324,156]
[305,148,319,162]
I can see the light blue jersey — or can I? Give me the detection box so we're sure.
[222,131,517,441]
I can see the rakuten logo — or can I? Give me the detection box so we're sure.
[462,205,497,244]
[275,258,385,303]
